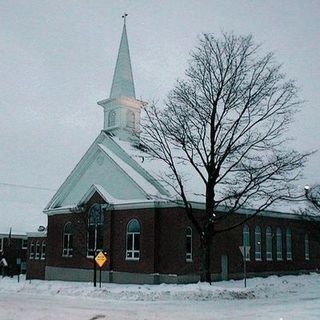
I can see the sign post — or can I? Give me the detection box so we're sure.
[94,251,108,288]
[239,246,250,288]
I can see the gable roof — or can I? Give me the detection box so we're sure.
[44,131,170,213]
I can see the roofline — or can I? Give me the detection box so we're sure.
[44,200,318,222]
[27,232,47,238]
[0,233,27,238]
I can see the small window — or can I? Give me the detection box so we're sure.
[126,111,135,129]
[41,241,46,260]
[255,226,262,261]
[266,227,273,261]
[63,222,74,257]
[186,227,193,261]
[276,228,283,261]
[126,219,140,260]
[242,225,250,261]
[305,234,310,261]
[29,241,35,259]
[286,228,292,261]
[35,241,41,259]
[108,110,116,127]
[0,238,3,252]
[22,239,28,250]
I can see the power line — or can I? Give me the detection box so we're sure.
[0,182,56,192]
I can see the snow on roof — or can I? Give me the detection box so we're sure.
[0,184,54,235]
[113,138,307,215]
[113,138,206,202]
[98,143,163,198]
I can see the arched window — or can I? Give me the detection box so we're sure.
[126,111,135,129]
[242,225,250,261]
[126,219,140,260]
[255,226,262,261]
[266,227,273,261]
[41,241,46,260]
[108,110,116,127]
[305,234,310,261]
[35,241,41,259]
[63,222,73,257]
[186,227,193,261]
[286,228,292,261]
[276,228,282,261]
[29,241,35,259]
[87,204,104,257]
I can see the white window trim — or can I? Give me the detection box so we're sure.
[305,234,310,261]
[22,239,28,250]
[41,242,46,260]
[266,227,273,261]
[186,227,193,262]
[126,231,140,261]
[0,238,3,252]
[62,233,73,257]
[286,229,292,261]
[276,228,283,261]
[35,241,41,259]
[255,226,262,261]
[243,225,250,261]
[29,242,35,259]
[87,225,103,258]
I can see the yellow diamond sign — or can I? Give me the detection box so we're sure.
[95,251,107,268]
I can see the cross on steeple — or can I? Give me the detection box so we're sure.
[122,12,128,25]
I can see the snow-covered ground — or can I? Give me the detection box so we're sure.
[0,273,319,319]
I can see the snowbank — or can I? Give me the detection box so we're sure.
[1,273,319,302]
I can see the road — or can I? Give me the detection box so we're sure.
[0,290,319,320]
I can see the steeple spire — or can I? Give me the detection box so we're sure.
[109,14,136,99]
[98,15,146,143]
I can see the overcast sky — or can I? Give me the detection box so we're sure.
[1,0,319,197]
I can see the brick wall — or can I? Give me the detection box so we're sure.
[26,236,46,280]
[45,192,320,281]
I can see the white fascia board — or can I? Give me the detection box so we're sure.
[27,232,47,238]
[0,233,27,238]
[44,205,77,216]
[79,184,118,205]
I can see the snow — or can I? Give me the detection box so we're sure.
[0,273,319,319]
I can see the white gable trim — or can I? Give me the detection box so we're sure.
[79,184,118,205]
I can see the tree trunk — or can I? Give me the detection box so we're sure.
[200,237,212,284]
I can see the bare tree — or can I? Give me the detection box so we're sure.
[141,33,311,283]
[304,185,320,213]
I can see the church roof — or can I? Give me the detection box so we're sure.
[109,23,136,99]
[44,131,171,213]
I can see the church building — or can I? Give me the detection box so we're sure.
[27,20,320,283]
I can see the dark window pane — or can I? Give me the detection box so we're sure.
[127,234,133,250]
[69,235,73,250]
[134,234,140,251]
[88,226,95,251]
[186,237,191,253]
[97,225,104,250]
[128,219,140,233]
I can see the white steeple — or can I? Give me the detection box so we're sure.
[98,14,145,143]
[109,17,135,99]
